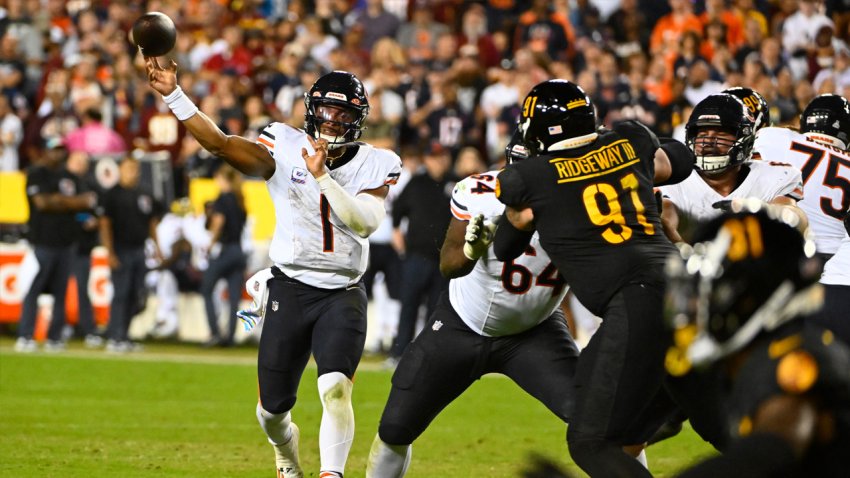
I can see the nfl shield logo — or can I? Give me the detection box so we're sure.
[271,301,279,311]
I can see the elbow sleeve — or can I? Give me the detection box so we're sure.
[317,174,385,238]
[657,140,695,186]
[493,214,534,261]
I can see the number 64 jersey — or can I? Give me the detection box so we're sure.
[449,171,568,337]
[259,123,402,289]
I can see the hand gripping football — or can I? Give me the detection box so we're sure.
[132,12,176,57]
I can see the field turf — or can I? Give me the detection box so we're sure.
[0,339,715,477]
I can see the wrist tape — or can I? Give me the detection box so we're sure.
[162,87,199,121]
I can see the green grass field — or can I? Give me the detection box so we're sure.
[0,339,715,477]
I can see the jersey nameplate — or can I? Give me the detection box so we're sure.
[551,139,639,183]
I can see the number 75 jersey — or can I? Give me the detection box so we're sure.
[754,127,850,254]
[449,171,568,337]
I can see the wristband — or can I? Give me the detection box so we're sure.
[162,87,199,121]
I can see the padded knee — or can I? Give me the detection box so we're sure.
[256,402,293,445]
[378,422,416,446]
[317,371,353,412]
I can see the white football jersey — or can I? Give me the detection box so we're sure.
[754,127,850,254]
[658,161,803,221]
[448,171,568,337]
[258,123,402,288]
[821,234,850,286]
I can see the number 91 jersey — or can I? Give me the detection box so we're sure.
[449,171,568,337]
[259,123,402,289]
[496,121,675,314]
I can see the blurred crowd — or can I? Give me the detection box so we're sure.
[4,0,850,349]
[3,0,850,184]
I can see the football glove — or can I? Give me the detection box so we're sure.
[463,214,498,261]
[236,268,274,332]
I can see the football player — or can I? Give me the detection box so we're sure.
[665,204,850,477]
[146,60,402,478]
[493,79,694,477]
[753,94,850,345]
[366,130,581,477]
[658,93,807,243]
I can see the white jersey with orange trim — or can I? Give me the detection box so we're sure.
[822,234,850,285]
[754,127,850,255]
[448,171,568,337]
[658,161,804,222]
[257,123,402,289]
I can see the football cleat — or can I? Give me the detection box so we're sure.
[43,340,66,353]
[274,423,303,478]
[14,337,37,353]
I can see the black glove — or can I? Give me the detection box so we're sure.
[711,200,733,212]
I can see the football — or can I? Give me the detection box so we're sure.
[132,12,176,57]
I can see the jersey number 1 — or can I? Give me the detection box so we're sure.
[582,172,655,244]
[320,194,334,252]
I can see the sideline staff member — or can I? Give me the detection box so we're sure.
[16,138,96,353]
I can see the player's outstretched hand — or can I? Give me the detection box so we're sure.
[463,214,498,260]
[303,135,329,177]
[145,56,178,96]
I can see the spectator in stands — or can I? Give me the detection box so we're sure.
[457,3,501,69]
[783,0,833,80]
[515,0,573,62]
[98,157,163,353]
[396,3,450,64]
[15,138,96,353]
[700,0,744,51]
[650,0,703,55]
[64,107,126,157]
[607,0,650,56]
[66,151,102,347]
[388,141,455,365]
[200,164,247,348]
[684,59,724,106]
[345,0,401,52]
[0,94,22,171]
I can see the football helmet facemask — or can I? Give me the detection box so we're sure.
[800,94,850,151]
[722,87,771,131]
[686,94,756,174]
[505,129,530,164]
[517,80,597,156]
[663,201,822,375]
[304,71,370,149]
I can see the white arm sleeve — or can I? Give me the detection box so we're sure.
[316,173,386,238]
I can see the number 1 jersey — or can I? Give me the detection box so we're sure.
[258,123,402,289]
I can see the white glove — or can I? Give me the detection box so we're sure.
[236,268,274,332]
[463,214,498,260]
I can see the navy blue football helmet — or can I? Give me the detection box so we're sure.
[304,71,370,148]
